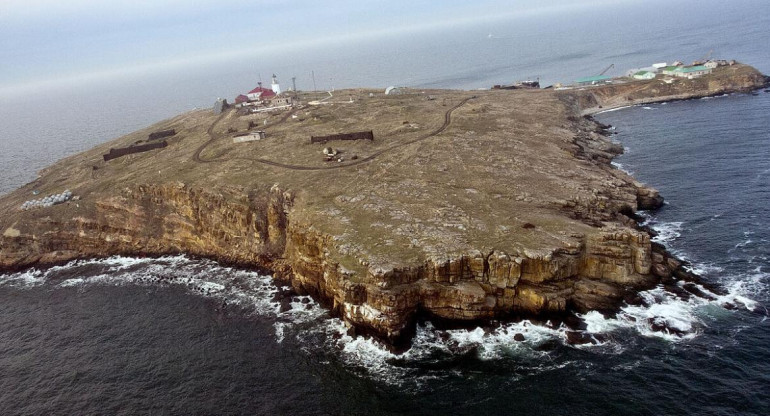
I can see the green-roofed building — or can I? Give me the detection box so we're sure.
[672,65,712,79]
[633,70,656,80]
[575,75,612,86]
[661,66,682,76]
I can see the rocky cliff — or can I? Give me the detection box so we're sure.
[1,64,765,346]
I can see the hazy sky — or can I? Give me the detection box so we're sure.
[0,0,639,89]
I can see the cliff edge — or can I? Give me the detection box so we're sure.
[1,64,765,346]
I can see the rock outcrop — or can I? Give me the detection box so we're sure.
[1,64,765,346]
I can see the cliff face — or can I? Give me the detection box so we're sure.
[0,183,292,271]
[0,179,661,345]
[1,65,764,346]
[285,218,657,342]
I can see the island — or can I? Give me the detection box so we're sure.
[1,62,766,347]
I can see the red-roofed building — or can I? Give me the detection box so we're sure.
[246,84,276,102]
[234,94,249,104]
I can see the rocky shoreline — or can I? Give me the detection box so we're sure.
[1,64,766,348]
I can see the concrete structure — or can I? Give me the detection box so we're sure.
[103,141,168,162]
[148,129,176,141]
[704,61,719,69]
[213,98,228,114]
[268,96,293,107]
[633,71,656,80]
[575,75,612,86]
[311,130,374,144]
[233,131,266,143]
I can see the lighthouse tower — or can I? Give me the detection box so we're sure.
[271,74,281,95]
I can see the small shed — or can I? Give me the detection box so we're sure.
[233,130,266,143]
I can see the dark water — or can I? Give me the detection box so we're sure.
[3,93,770,415]
[2,0,770,414]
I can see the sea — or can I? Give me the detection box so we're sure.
[1,1,770,414]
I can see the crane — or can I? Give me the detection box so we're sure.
[693,49,713,66]
[599,63,615,76]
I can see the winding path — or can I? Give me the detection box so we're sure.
[192,107,299,164]
[192,96,474,171]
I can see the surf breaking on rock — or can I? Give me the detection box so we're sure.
[0,63,767,347]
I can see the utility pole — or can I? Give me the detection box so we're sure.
[311,71,316,92]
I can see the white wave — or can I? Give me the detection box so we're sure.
[701,93,731,100]
[651,221,683,244]
[685,262,723,276]
[611,161,634,175]
[0,268,47,288]
[578,288,702,342]
[594,105,634,114]
[274,322,287,343]
[58,278,85,287]
[643,106,655,110]
[716,269,768,311]
[445,320,567,360]
[3,254,767,386]
[306,318,573,386]
[578,270,765,344]
[278,294,328,324]
[1,255,285,316]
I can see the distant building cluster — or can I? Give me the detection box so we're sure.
[630,59,735,81]
[20,190,72,210]
[234,74,295,113]
[574,58,735,87]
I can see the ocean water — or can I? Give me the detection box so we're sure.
[2,0,770,414]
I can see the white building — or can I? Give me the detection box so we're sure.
[652,62,668,69]
[633,71,656,80]
[271,74,281,95]
[671,65,712,79]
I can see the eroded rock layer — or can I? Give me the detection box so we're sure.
[1,64,765,345]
